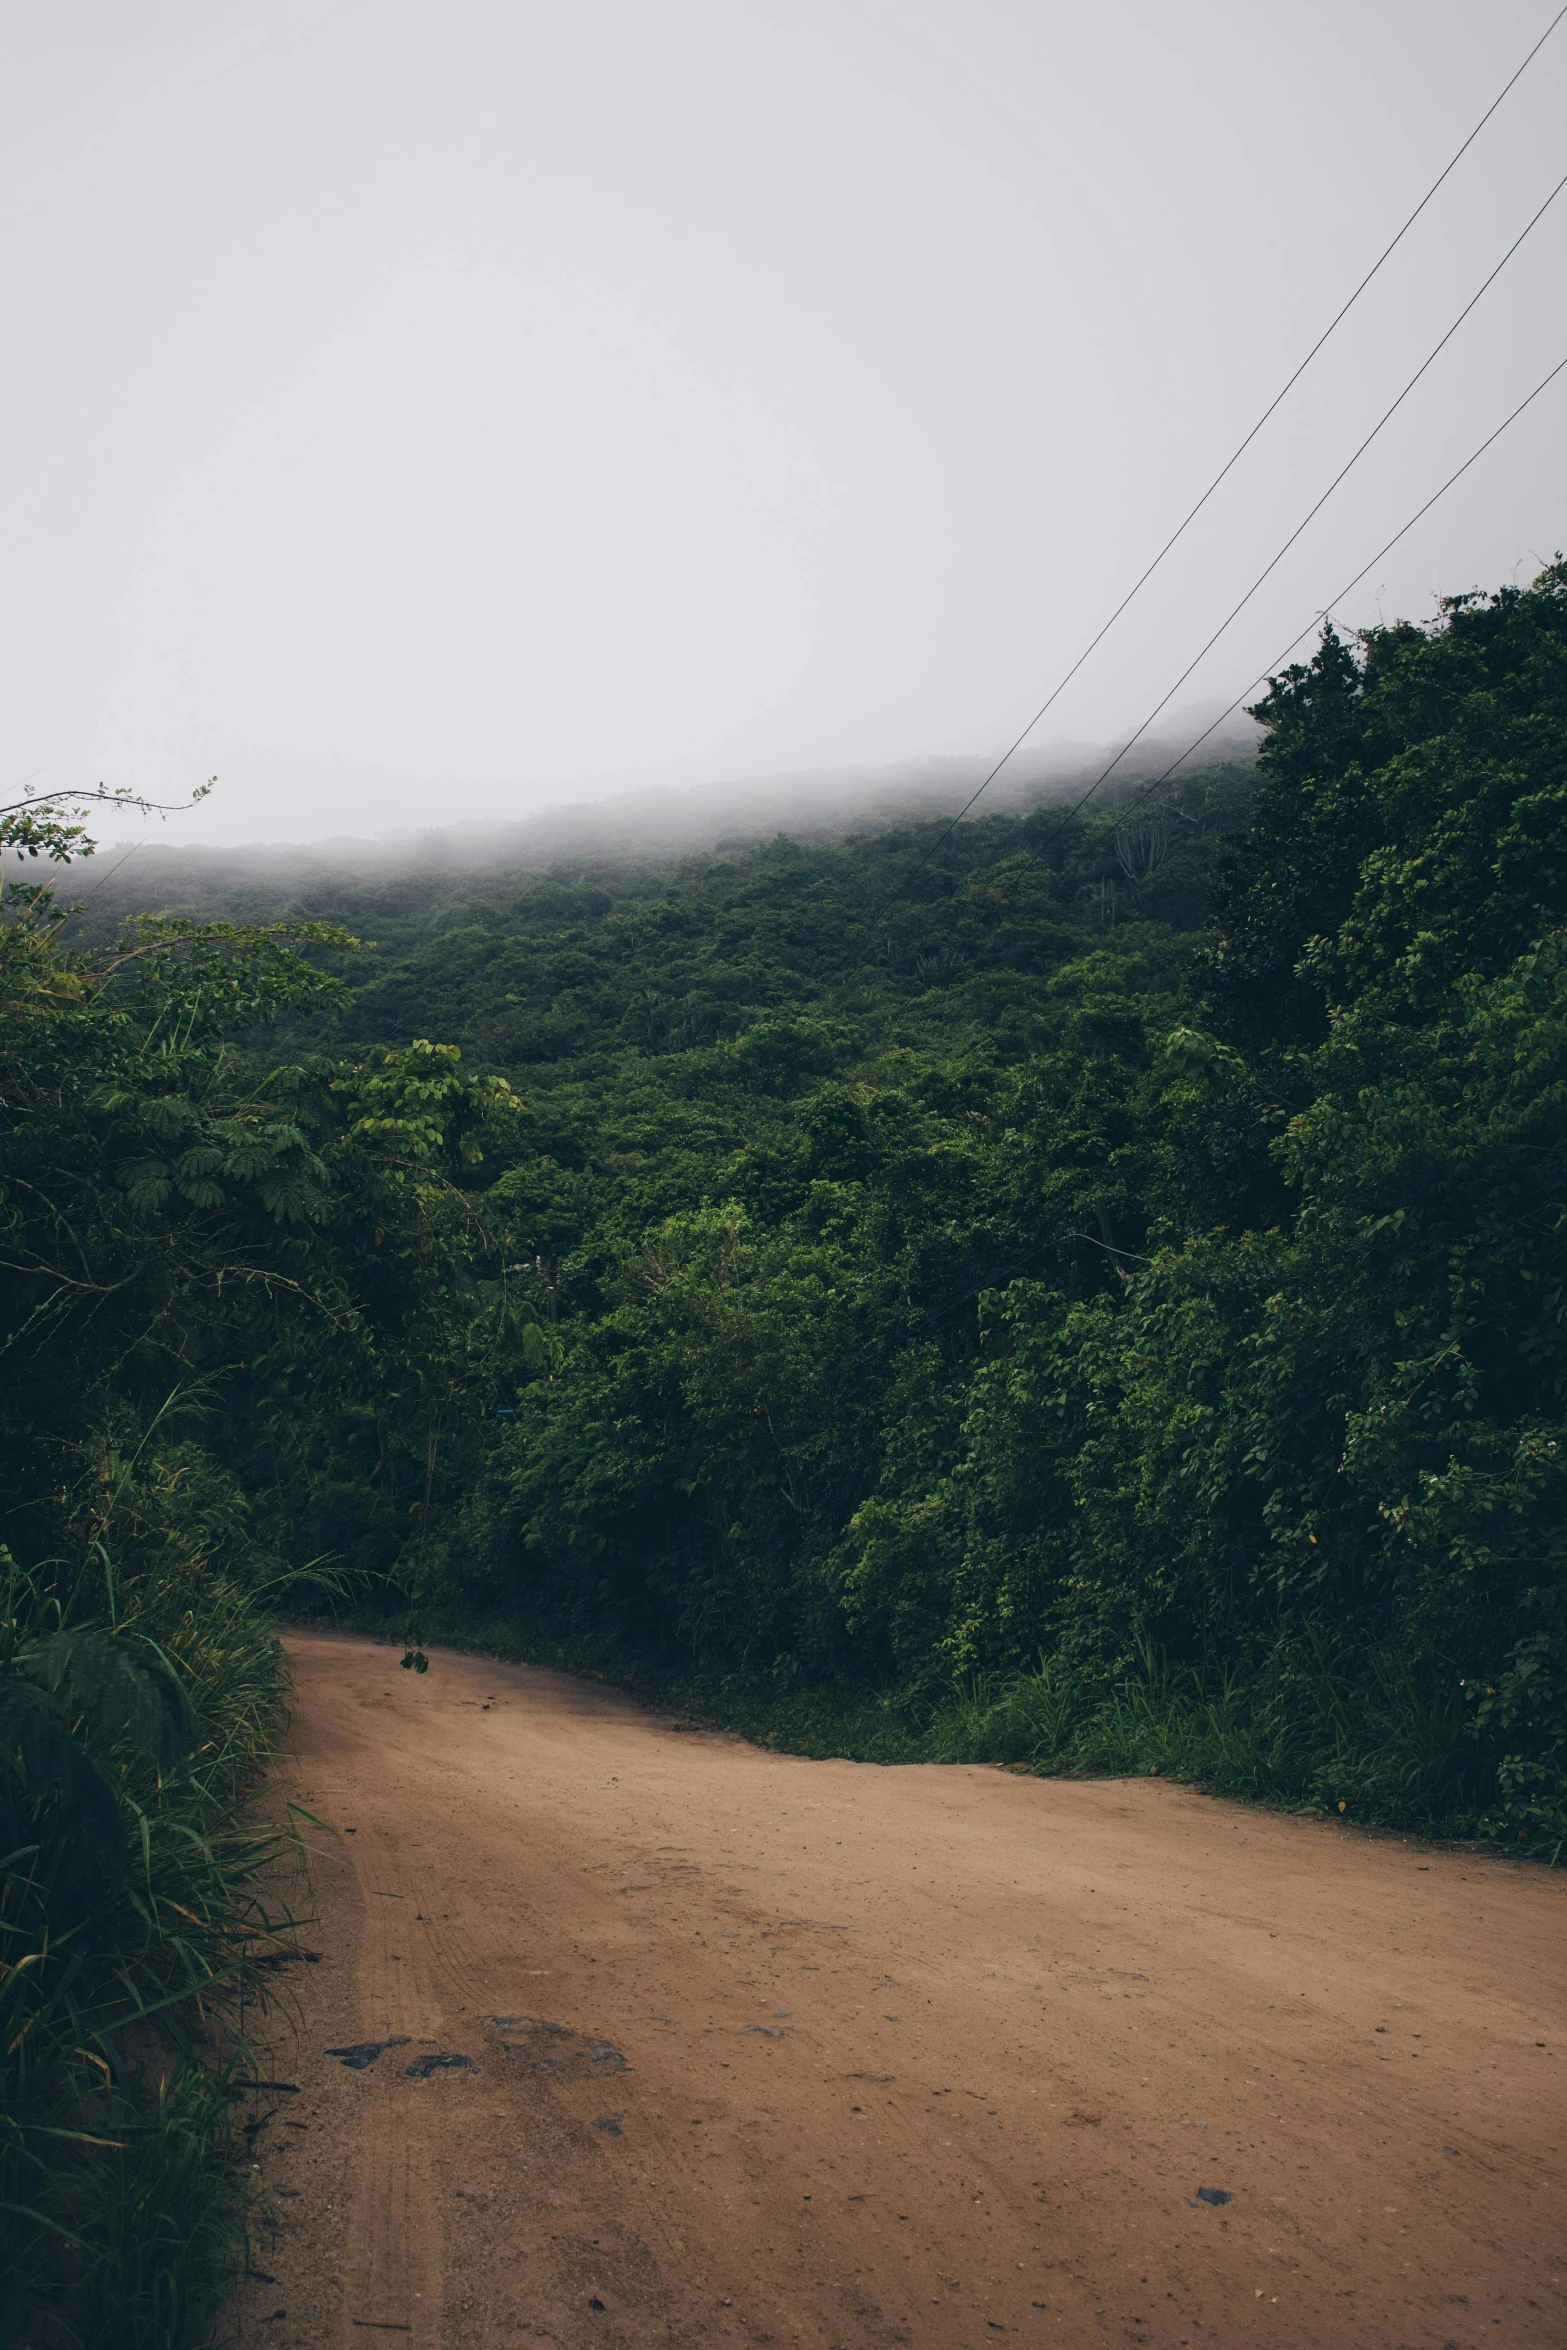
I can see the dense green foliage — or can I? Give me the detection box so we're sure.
[0,1544,284,2348]
[0,840,516,2343]
[5,565,1566,2336]
[283,563,1564,1853]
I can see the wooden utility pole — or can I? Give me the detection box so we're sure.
[503,1255,580,1325]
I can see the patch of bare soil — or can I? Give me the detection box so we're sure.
[227,1632,1567,2349]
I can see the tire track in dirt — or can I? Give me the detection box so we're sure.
[229,1632,1567,2349]
[336,1823,448,2345]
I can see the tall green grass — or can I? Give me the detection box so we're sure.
[926,1636,1519,1843]
[1,1530,291,2350]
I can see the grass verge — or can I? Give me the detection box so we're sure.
[328,1602,1563,1860]
[1,1549,292,2350]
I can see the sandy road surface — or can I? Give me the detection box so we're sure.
[230,1632,1566,2350]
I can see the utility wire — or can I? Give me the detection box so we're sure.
[884,5,1567,900]
[1015,347,1567,879]
[881,158,1567,919]
[65,837,147,912]
[1017,167,1567,824]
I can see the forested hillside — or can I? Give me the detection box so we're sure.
[4,567,1566,2337]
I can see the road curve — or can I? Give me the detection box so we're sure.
[230,1631,1567,2350]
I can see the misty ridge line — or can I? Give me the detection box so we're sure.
[83,713,1261,896]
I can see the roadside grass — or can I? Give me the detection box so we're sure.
[330,1602,1559,1859]
[926,1643,1497,1832]
[1,1545,293,2350]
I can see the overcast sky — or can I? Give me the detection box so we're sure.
[5,0,1566,846]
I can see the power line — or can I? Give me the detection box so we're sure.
[63,837,147,913]
[1013,347,1567,881]
[882,158,1567,920]
[1022,164,1567,820]
[886,6,1567,898]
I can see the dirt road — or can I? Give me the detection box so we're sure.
[230,1632,1566,2350]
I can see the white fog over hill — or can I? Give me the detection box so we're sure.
[80,703,1261,909]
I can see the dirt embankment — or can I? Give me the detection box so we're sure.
[230,1633,1566,2349]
